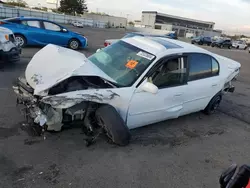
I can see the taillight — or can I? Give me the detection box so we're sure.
[104,42,110,47]
[0,21,5,25]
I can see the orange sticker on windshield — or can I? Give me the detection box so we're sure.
[126,60,138,69]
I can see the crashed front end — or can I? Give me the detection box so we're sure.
[12,44,121,143]
[13,77,64,134]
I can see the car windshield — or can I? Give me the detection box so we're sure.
[88,41,156,87]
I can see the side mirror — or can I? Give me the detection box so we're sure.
[62,28,68,32]
[140,82,158,94]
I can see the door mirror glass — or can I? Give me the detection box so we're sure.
[62,28,68,32]
[140,81,158,94]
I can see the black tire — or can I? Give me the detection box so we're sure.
[191,42,194,44]
[95,105,131,146]
[219,45,223,48]
[68,39,80,50]
[228,45,232,49]
[236,46,239,49]
[211,44,215,47]
[15,34,27,47]
[203,94,222,115]
[244,47,247,50]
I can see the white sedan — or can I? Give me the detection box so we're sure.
[72,21,84,28]
[13,37,240,146]
[232,40,248,50]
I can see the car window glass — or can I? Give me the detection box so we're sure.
[44,22,61,31]
[88,41,155,87]
[212,58,219,75]
[22,20,40,28]
[151,57,187,88]
[188,54,212,81]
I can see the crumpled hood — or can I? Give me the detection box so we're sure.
[25,44,116,95]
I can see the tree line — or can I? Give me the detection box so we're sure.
[4,0,88,15]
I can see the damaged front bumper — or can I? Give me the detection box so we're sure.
[13,77,54,131]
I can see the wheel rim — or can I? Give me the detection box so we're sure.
[70,40,79,49]
[211,98,221,112]
[16,36,24,46]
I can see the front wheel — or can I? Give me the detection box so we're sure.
[203,94,222,115]
[68,39,80,50]
[95,105,131,146]
[15,34,26,47]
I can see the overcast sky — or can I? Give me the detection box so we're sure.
[87,0,250,34]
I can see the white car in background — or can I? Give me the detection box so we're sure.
[13,37,240,146]
[232,40,248,50]
[0,26,21,62]
[72,21,84,28]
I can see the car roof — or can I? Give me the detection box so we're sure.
[7,17,56,22]
[122,36,208,56]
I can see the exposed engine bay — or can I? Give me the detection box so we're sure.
[13,76,117,146]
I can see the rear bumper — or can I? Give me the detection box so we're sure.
[0,47,21,62]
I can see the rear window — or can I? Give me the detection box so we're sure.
[3,18,21,24]
[150,37,182,49]
[122,33,143,39]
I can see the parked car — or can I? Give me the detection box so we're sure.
[0,17,87,50]
[73,21,84,28]
[211,39,232,49]
[232,40,248,50]
[0,26,21,62]
[13,37,240,146]
[104,32,172,47]
[191,36,212,46]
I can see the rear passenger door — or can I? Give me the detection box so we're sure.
[181,53,222,116]
[21,20,47,45]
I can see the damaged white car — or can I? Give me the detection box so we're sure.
[0,27,21,62]
[13,36,240,146]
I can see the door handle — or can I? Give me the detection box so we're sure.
[174,93,183,97]
[212,84,218,87]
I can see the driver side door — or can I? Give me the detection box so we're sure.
[41,21,69,46]
[127,55,188,129]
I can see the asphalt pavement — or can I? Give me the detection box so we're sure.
[1,27,250,188]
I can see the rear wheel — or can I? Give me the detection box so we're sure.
[95,105,131,146]
[68,39,80,50]
[228,45,232,49]
[236,46,239,49]
[15,34,26,47]
[204,94,222,115]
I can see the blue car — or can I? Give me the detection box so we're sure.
[0,17,87,50]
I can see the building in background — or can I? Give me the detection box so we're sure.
[141,11,221,37]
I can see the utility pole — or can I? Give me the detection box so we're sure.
[56,0,60,9]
